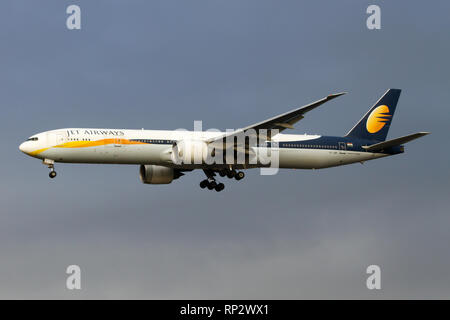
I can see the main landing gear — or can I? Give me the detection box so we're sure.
[218,169,245,181]
[43,159,57,179]
[199,179,225,192]
[200,169,245,192]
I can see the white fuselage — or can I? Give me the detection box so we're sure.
[19,128,387,170]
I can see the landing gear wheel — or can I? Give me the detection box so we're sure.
[49,171,57,179]
[208,181,217,190]
[215,183,225,192]
[200,180,208,189]
[219,171,226,177]
[235,171,245,181]
[226,170,235,179]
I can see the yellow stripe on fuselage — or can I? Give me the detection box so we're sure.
[29,139,147,155]
[29,147,50,156]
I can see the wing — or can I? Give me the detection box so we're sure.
[206,92,346,147]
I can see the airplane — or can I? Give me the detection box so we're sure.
[19,89,429,192]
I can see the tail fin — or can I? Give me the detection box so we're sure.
[345,89,401,142]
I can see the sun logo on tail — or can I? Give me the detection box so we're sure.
[366,105,391,133]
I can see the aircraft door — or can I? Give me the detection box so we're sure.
[113,138,122,147]
[47,131,66,147]
[102,135,121,159]
[56,132,66,145]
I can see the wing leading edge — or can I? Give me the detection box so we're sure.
[206,92,346,145]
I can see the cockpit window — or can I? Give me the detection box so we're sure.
[27,137,38,141]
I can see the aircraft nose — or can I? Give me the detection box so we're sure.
[19,142,28,154]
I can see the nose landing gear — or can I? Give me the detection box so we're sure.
[43,159,57,179]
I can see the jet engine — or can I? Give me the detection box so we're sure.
[171,140,210,165]
[139,165,183,184]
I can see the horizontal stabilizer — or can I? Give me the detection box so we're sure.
[362,132,430,152]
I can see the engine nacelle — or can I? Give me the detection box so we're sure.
[171,140,209,165]
[139,165,176,184]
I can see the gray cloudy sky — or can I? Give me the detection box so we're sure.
[0,0,449,299]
